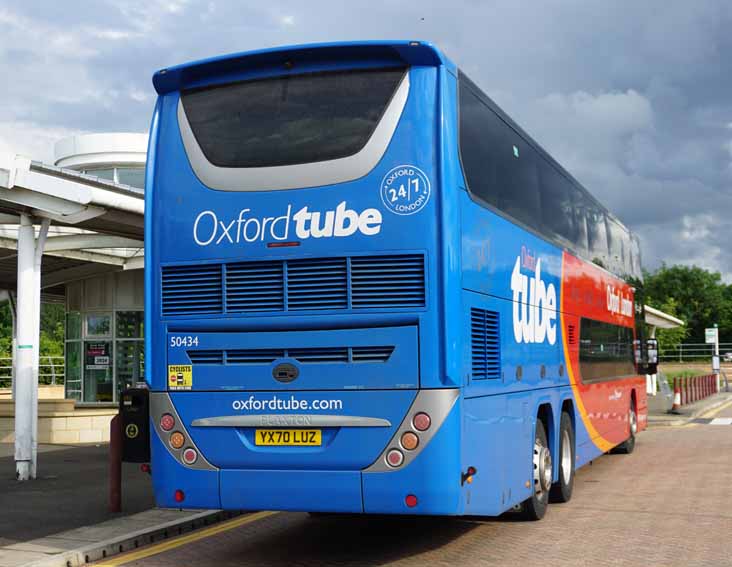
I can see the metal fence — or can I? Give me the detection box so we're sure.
[659,342,732,363]
[0,356,65,389]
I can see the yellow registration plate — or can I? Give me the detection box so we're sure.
[255,429,322,446]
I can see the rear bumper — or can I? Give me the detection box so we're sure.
[151,394,462,514]
[221,469,363,512]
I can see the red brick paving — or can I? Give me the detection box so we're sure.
[107,416,732,567]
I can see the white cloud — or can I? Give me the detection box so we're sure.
[0,121,88,163]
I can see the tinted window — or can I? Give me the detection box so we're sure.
[579,318,635,381]
[539,162,576,244]
[586,207,609,266]
[570,185,590,255]
[181,68,405,168]
[606,216,628,275]
[458,71,642,281]
[459,80,541,229]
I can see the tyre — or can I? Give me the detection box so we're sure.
[519,419,551,521]
[549,411,575,503]
[613,399,637,454]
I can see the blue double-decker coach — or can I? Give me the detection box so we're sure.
[144,41,653,520]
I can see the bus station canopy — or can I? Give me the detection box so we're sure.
[644,304,684,330]
[0,153,144,294]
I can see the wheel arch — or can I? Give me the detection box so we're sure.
[536,402,556,469]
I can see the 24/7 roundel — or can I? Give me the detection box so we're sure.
[380,165,431,215]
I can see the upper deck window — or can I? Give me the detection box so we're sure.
[458,70,640,280]
[181,68,406,168]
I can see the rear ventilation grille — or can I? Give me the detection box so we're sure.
[161,265,223,317]
[471,308,500,380]
[287,258,348,310]
[161,254,425,316]
[188,346,394,366]
[226,261,284,312]
[351,255,425,308]
[568,325,577,346]
[187,350,225,365]
[351,346,395,363]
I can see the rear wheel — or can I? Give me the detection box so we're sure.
[614,399,637,454]
[550,411,574,503]
[520,419,551,521]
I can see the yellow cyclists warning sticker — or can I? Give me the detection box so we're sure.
[168,365,193,390]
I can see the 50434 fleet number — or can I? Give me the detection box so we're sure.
[170,336,199,348]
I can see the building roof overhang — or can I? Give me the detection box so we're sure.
[0,153,145,291]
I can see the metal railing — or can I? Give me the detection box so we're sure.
[659,342,732,363]
[0,356,65,388]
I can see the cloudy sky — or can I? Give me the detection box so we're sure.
[1,0,731,278]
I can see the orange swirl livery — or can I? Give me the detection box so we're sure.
[560,251,647,452]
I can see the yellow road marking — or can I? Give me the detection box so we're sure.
[697,397,732,420]
[95,511,277,566]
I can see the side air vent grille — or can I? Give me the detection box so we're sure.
[350,255,426,308]
[187,346,394,366]
[568,325,577,346]
[471,308,501,380]
[161,254,426,316]
[161,265,223,316]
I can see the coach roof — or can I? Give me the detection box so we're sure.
[152,40,453,95]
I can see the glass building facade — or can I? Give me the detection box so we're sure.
[64,270,144,404]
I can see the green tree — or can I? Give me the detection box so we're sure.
[650,297,688,355]
[643,264,732,343]
[0,301,65,358]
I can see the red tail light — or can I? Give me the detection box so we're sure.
[412,412,431,432]
[386,449,404,467]
[182,448,198,465]
[174,489,185,503]
[160,414,175,431]
[405,494,418,508]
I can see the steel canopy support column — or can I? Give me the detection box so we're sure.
[14,215,49,481]
[31,218,49,478]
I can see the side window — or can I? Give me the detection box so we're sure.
[539,161,576,244]
[606,217,627,276]
[587,207,609,267]
[570,185,589,255]
[459,76,541,231]
[495,132,541,230]
[630,235,642,278]
[579,318,635,381]
[459,84,501,210]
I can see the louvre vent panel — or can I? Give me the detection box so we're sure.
[568,325,577,345]
[226,349,285,364]
[187,350,224,365]
[161,265,223,316]
[351,346,395,363]
[161,254,425,316]
[471,308,501,380]
[187,346,395,365]
[226,262,285,312]
[350,255,425,308]
[287,258,348,310]
[287,347,349,363]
